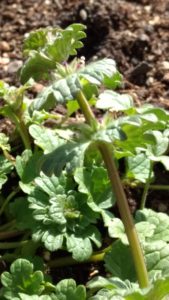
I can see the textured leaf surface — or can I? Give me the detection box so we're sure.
[1,259,44,299]
[74,166,115,212]
[96,91,133,111]
[52,279,86,300]
[0,155,13,189]
[126,153,151,183]
[21,24,86,83]
[25,172,99,258]
[32,58,119,112]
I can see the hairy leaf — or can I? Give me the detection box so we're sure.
[96,91,133,111]
[51,279,86,300]
[21,24,86,83]
[0,259,44,299]
[74,166,116,212]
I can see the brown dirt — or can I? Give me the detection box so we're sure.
[0,0,169,105]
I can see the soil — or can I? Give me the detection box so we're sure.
[0,0,169,285]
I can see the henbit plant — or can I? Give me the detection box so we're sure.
[1,23,169,299]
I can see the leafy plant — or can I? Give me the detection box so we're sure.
[1,23,169,299]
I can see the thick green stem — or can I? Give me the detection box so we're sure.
[76,91,149,288]
[98,143,149,288]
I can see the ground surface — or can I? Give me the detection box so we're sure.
[0,0,169,283]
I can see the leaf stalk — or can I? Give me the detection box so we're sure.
[76,90,149,288]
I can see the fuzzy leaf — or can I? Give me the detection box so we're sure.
[16,150,42,183]
[0,133,11,152]
[104,241,136,282]
[96,91,133,111]
[41,141,90,176]
[52,279,86,300]
[126,153,151,183]
[74,166,116,212]
[21,24,86,83]
[32,58,119,112]
[0,155,13,189]
[66,234,93,261]
[26,172,99,257]
[0,259,44,299]
[136,209,169,243]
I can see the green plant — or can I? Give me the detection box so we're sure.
[1,23,169,299]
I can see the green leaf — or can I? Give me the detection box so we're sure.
[136,209,169,243]
[74,166,116,212]
[52,279,86,300]
[66,234,93,261]
[29,125,64,154]
[31,58,119,112]
[21,24,86,83]
[144,130,169,156]
[18,294,51,300]
[0,259,44,299]
[16,150,42,183]
[104,241,136,282]
[41,141,90,176]
[125,153,152,183]
[26,172,99,257]
[96,91,133,111]
[0,133,11,152]
[20,53,55,83]
[0,155,13,189]
[10,197,35,230]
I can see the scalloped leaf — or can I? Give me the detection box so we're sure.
[31,58,119,112]
[74,166,115,212]
[21,24,86,83]
[0,259,44,299]
[52,279,86,300]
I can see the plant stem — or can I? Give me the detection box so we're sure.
[0,240,29,249]
[98,143,149,288]
[0,230,23,240]
[0,187,20,216]
[76,90,149,288]
[48,246,111,268]
[149,185,169,190]
[76,91,98,128]
[0,220,16,232]
[140,162,153,209]
[7,108,31,149]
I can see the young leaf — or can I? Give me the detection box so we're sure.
[0,155,13,189]
[96,91,133,111]
[0,259,44,299]
[25,172,99,258]
[52,279,86,300]
[21,24,86,83]
[74,166,116,213]
[31,58,119,112]
[125,153,152,183]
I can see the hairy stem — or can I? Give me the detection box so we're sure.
[76,91,149,288]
